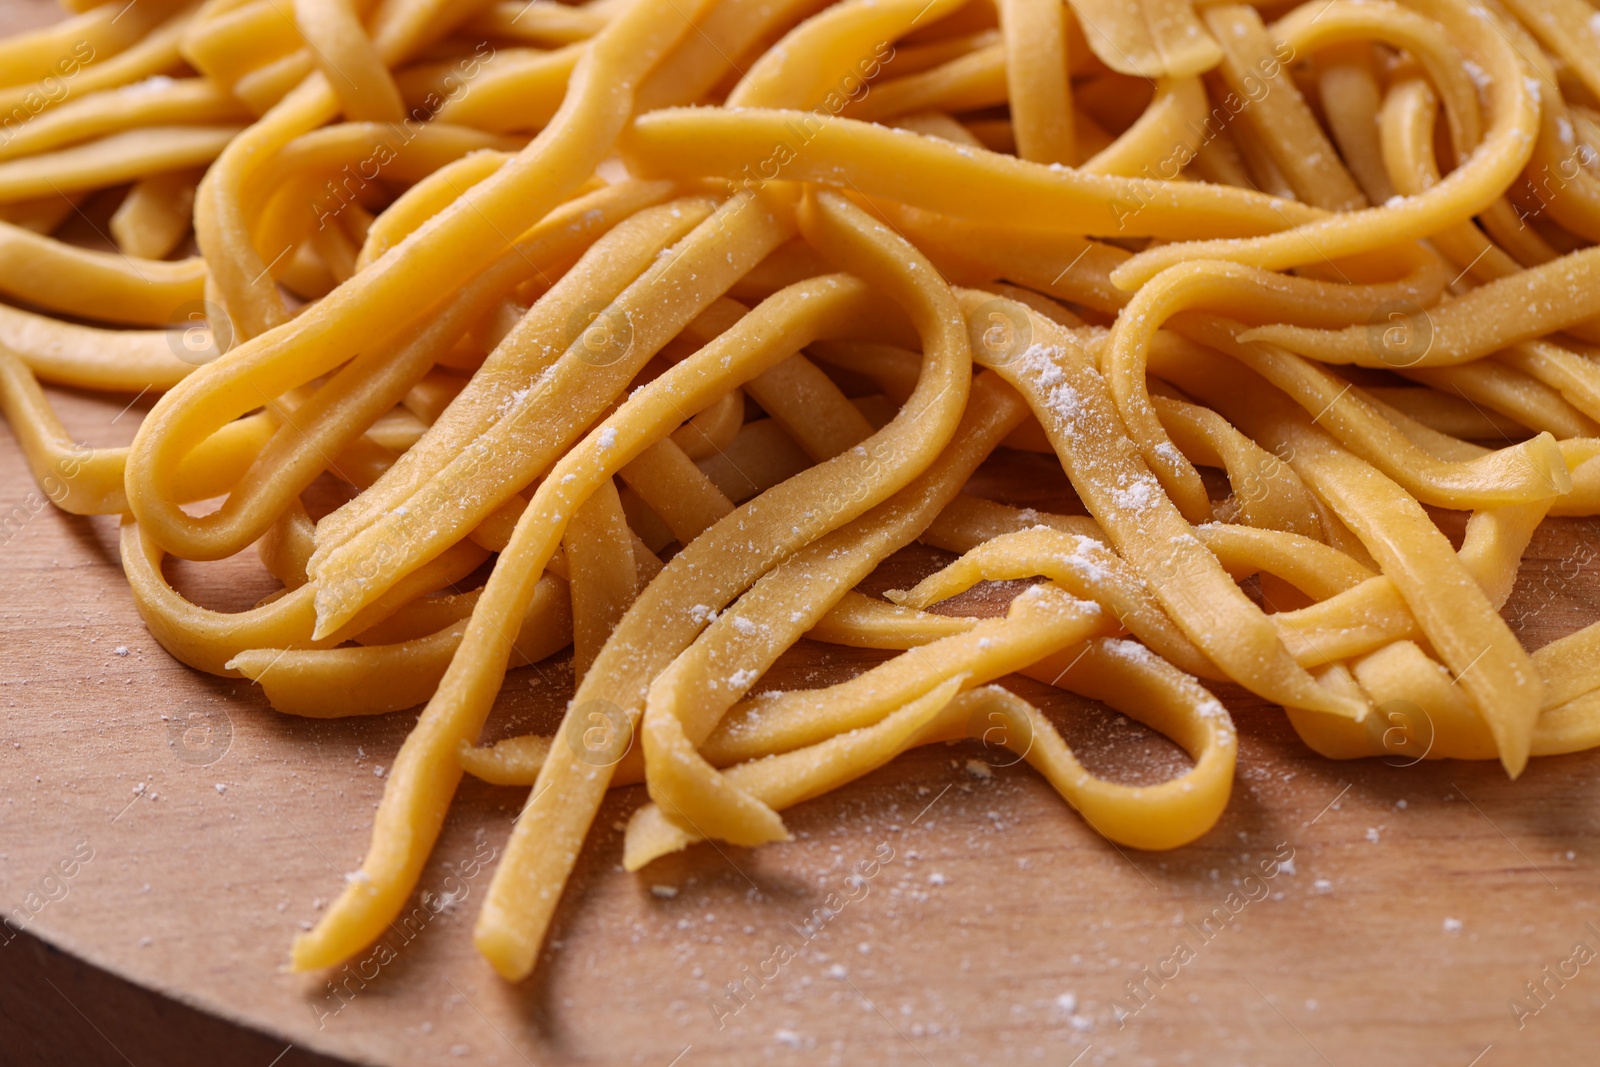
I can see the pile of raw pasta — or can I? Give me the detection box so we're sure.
[3,0,1600,983]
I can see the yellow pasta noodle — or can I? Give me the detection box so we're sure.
[2,0,1599,994]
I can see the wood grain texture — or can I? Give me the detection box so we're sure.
[3,4,1600,1065]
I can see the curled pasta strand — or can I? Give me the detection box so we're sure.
[1150,345,1544,775]
[228,574,573,717]
[960,290,1365,721]
[294,262,919,975]
[472,190,975,978]
[135,180,673,563]
[1111,0,1538,287]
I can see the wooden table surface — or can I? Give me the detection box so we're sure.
[4,3,1600,1066]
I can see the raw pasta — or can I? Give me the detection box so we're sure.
[1,0,1598,986]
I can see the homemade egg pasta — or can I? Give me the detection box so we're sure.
[4,0,1600,984]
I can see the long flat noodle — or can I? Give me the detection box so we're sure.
[637,374,1026,848]
[1535,623,1600,711]
[1199,524,1375,601]
[7,0,1600,999]
[0,303,201,392]
[1243,246,1600,368]
[704,585,1110,766]
[958,291,1363,720]
[617,438,734,543]
[1402,361,1600,442]
[251,122,523,215]
[1318,42,1393,205]
[0,218,204,325]
[112,169,202,261]
[0,352,270,516]
[923,493,1106,552]
[1082,75,1205,177]
[121,517,492,678]
[482,645,1236,859]
[307,192,794,636]
[463,0,609,45]
[1152,395,1323,538]
[883,205,1134,311]
[227,574,573,717]
[806,590,979,647]
[0,126,241,202]
[1361,386,1524,440]
[1110,0,1539,287]
[470,190,975,978]
[293,0,405,123]
[694,631,1237,852]
[887,525,1218,679]
[627,678,968,865]
[741,346,875,459]
[0,78,248,164]
[669,387,744,460]
[1015,638,1236,847]
[996,0,1073,164]
[846,43,1008,124]
[1503,341,1600,425]
[1163,312,1572,509]
[1065,0,1221,79]
[636,0,829,110]
[563,479,640,682]
[622,109,1325,239]
[1161,349,1543,775]
[726,0,967,110]
[1533,692,1600,757]
[1102,258,1448,518]
[309,191,709,563]
[293,239,929,973]
[352,151,509,269]
[428,46,581,133]
[631,662,1233,862]
[1378,76,1527,288]
[181,1,300,84]
[1201,4,1363,212]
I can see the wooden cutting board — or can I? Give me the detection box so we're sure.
[4,4,1600,1064]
